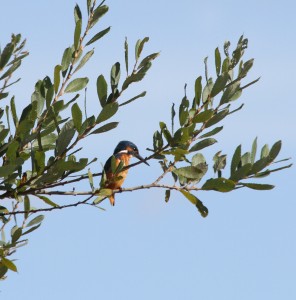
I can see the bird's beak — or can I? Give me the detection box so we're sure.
[134,153,150,166]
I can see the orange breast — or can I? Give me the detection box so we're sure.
[105,154,131,190]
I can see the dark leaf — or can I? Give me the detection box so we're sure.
[0,43,14,70]
[90,5,109,29]
[192,109,214,123]
[137,52,159,70]
[165,190,170,203]
[194,76,202,107]
[211,72,229,97]
[124,37,129,74]
[74,19,82,50]
[90,122,118,135]
[220,81,241,105]
[215,47,221,76]
[54,65,62,94]
[241,183,274,190]
[205,108,229,128]
[200,126,223,138]
[61,47,73,72]
[22,223,41,236]
[189,138,217,152]
[85,27,111,46]
[97,74,108,107]
[71,103,82,131]
[135,37,149,61]
[110,62,121,93]
[119,91,146,107]
[268,140,281,162]
[180,190,208,217]
[231,145,241,176]
[96,102,118,123]
[56,120,75,156]
[74,4,82,22]
[202,178,235,192]
[1,257,17,272]
[230,163,252,182]
[0,60,21,80]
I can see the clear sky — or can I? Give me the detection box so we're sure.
[1,1,295,299]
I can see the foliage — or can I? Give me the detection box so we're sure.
[0,0,291,280]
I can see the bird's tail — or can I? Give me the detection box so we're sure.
[109,194,115,206]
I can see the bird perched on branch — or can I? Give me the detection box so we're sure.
[102,141,149,206]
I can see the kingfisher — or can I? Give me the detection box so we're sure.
[102,141,149,206]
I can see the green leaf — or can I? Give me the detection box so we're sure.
[239,59,254,78]
[0,43,14,70]
[54,65,62,94]
[64,77,89,93]
[26,215,44,227]
[90,5,109,29]
[61,47,73,72]
[193,76,202,108]
[268,140,281,162]
[35,195,59,207]
[0,164,17,178]
[74,19,82,50]
[110,62,121,93]
[180,190,208,218]
[137,52,159,70]
[124,37,129,74]
[251,137,257,163]
[215,47,221,76]
[230,163,252,182]
[0,128,9,143]
[189,138,217,152]
[24,195,30,219]
[97,74,108,107]
[241,183,274,190]
[74,49,94,73]
[231,145,241,176]
[205,108,229,128]
[90,122,118,135]
[33,150,45,175]
[192,109,214,123]
[251,157,270,174]
[135,37,149,61]
[202,178,235,192]
[74,4,82,22]
[261,144,269,158]
[211,72,229,97]
[96,102,118,123]
[0,60,21,80]
[71,103,82,131]
[200,126,223,138]
[220,81,241,105]
[173,166,204,179]
[22,224,41,236]
[0,92,9,100]
[85,27,111,46]
[119,91,147,107]
[11,227,22,243]
[88,169,94,191]
[202,78,213,103]
[0,264,8,278]
[56,120,75,156]
[165,190,170,203]
[1,257,17,272]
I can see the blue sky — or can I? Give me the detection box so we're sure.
[1,1,295,299]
